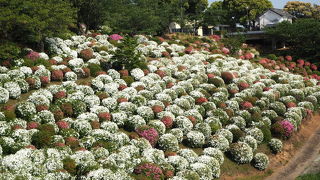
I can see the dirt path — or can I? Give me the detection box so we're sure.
[266,115,320,180]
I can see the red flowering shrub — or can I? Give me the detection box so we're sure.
[96,71,107,76]
[164,151,177,157]
[155,70,166,78]
[187,116,197,125]
[241,101,253,110]
[12,125,23,130]
[40,76,50,86]
[136,125,159,147]
[60,103,73,117]
[118,84,127,91]
[48,59,58,65]
[195,97,208,105]
[263,87,271,91]
[56,120,70,129]
[238,82,250,91]
[27,122,39,130]
[36,105,49,112]
[31,66,40,73]
[286,102,297,108]
[221,71,234,84]
[152,105,163,114]
[117,98,128,103]
[52,110,64,120]
[161,116,173,129]
[162,51,170,57]
[54,142,65,147]
[26,77,36,88]
[79,48,94,61]
[62,67,72,74]
[166,82,174,88]
[119,69,129,77]
[207,73,215,79]
[285,55,292,61]
[164,170,174,179]
[244,53,254,60]
[51,70,64,81]
[54,91,67,100]
[82,67,91,77]
[25,145,37,150]
[134,162,164,180]
[143,69,150,75]
[65,137,79,149]
[98,112,112,122]
[185,46,193,54]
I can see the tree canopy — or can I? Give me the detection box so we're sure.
[266,19,320,61]
[284,1,320,19]
[0,0,76,49]
[223,0,273,28]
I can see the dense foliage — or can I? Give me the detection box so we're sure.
[266,19,320,61]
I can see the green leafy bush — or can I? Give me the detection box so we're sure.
[0,41,21,60]
[111,37,147,71]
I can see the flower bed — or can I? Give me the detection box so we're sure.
[0,34,319,179]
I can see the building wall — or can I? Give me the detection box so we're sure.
[258,11,292,28]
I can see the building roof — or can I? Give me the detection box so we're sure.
[258,8,294,19]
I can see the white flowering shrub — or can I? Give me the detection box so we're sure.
[239,135,258,152]
[178,149,199,163]
[208,135,229,152]
[228,142,253,164]
[167,155,189,172]
[186,131,205,148]
[252,153,269,170]
[16,102,37,119]
[269,138,283,154]
[203,147,224,165]
[246,128,264,144]
[148,120,166,135]
[158,133,179,152]
[4,81,21,99]
[175,116,193,135]
[189,162,213,180]
[0,87,9,104]
[168,128,184,143]
[197,155,220,178]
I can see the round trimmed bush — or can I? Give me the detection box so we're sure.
[208,135,229,152]
[269,138,283,154]
[158,134,179,152]
[16,102,36,119]
[252,153,269,170]
[186,131,205,148]
[228,142,253,164]
[203,147,224,165]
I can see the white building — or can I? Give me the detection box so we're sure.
[256,8,294,29]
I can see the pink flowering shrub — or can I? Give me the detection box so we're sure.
[134,162,164,180]
[26,51,40,61]
[135,125,159,147]
[272,120,294,139]
[244,52,254,60]
[109,34,123,41]
[222,47,230,54]
[285,55,292,61]
[51,70,64,81]
[210,35,221,41]
[27,122,39,130]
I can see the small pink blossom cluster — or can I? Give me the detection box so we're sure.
[26,51,40,61]
[136,125,159,147]
[280,120,294,137]
[210,35,221,41]
[56,120,70,129]
[195,97,208,105]
[109,34,123,41]
[222,47,230,54]
[134,162,164,180]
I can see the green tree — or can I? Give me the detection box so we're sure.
[0,0,76,50]
[223,0,273,29]
[203,1,228,26]
[266,19,320,61]
[284,1,320,19]
[69,0,108,30]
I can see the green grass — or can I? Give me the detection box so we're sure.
[296,172,320,180]
[220,155,256,177]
